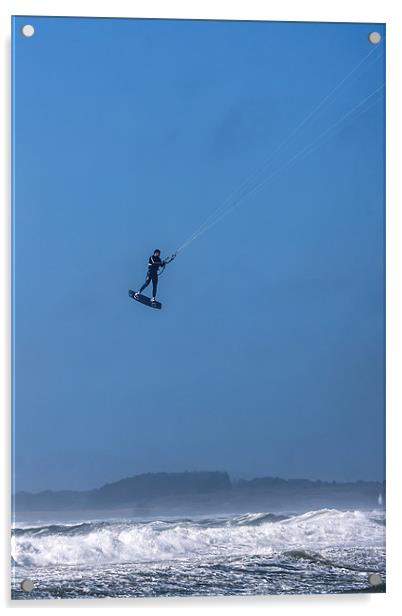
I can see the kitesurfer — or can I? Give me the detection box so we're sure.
[134,249,175,303]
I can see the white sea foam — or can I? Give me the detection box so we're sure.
[11,508,385,568]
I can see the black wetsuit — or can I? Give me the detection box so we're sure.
[139,255,164,298]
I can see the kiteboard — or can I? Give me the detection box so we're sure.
[129,289,162,310]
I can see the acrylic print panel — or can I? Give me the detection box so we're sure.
[11,16,385,599]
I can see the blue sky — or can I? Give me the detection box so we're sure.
[13,17,385,491]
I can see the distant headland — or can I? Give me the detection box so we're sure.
[14,471,385,514]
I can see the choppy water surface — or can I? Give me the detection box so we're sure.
[11,508,385,599]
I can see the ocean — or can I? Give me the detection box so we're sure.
[11,508,385,599]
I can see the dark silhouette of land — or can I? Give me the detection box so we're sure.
[14,471,385,515]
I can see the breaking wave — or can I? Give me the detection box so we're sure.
[12,508,384,568]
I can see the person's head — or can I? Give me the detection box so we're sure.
[153,249,161,257]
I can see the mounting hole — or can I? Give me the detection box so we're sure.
[21,24,35,38]
[368,573,382,586]
[368,31,381,45]
[20,578,34,592]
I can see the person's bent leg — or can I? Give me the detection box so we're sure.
[139,274,151,294]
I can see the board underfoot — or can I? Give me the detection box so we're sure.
[129,290,162,310]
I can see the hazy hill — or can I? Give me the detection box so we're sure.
[14,471,384,514]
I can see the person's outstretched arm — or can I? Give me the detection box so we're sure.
[163,253,177,265]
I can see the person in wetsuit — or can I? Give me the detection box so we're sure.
[135,249,174,303]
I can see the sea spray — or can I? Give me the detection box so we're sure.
[12,508,384,568]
